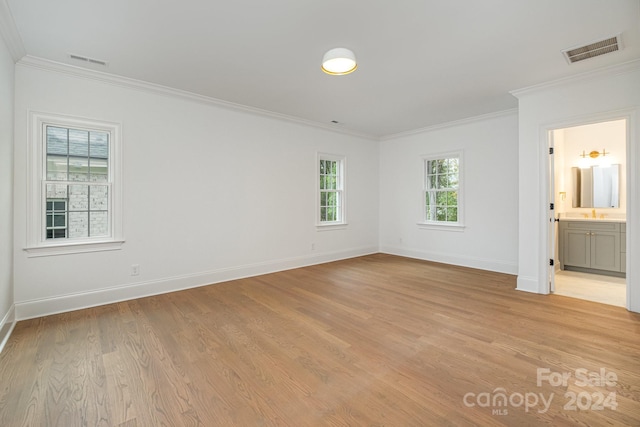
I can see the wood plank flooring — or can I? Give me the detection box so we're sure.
[1,254,639,426]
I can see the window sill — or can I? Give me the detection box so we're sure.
[316,222,348,231]
[24,239,125,257]
[417,222,466,232]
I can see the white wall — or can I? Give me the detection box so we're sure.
[12,61,379,319]
[0,34,15,346]
[378,111,519,274]
[513,61,640,313]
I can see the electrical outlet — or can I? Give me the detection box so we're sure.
[131,264,140,276]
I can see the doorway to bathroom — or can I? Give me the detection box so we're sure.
[548,118,628,307]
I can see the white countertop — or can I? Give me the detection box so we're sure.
[559,217,626,223]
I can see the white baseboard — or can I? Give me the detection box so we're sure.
[380,245,518,275]
[516,276,542,294]
[0,304,16,353]
[15,246,378,320]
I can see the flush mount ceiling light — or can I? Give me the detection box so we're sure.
[322,48,357,75]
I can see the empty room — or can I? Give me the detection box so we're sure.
[1,0,640,425]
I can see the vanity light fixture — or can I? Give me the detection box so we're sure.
[322,48,357,75]
[580,149,608,159]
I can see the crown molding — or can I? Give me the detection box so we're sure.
[0,0,26,61]
[16,55,378,141]
[510,59,640,98]
[380,108,518,141]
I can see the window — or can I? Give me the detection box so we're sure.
[317,153,346,227]
[422,152,464,228]
[27,113,123,256]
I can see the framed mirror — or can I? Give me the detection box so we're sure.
[571,165,620,208]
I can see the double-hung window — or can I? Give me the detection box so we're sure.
[27,113,123,255]
[317,153,346,227]
[421,152,464,229]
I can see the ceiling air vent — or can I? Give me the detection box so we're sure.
[562,34,623,64]
[69,54,108,67]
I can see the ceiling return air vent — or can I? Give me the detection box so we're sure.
[562,34,623,64]
[69,53,108,66]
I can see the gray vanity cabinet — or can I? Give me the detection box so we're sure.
[559,221,623,274]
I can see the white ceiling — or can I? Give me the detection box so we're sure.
[5,0,640,137]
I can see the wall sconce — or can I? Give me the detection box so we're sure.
[578,148,610,168]
[580,149,608,159]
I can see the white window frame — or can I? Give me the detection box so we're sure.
[418,150,465,231]
[25,112,124,256]
[316,153,347,229]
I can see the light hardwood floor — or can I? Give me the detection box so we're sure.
[1,254,639,426]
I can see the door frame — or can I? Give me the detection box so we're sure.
[542,110,632,308]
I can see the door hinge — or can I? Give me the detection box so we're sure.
[550,203,554,210]
[549,147,554,155]
[549,259,554,266]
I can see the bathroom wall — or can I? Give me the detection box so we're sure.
[554,119,627,218]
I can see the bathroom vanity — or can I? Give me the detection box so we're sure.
[559,219,626,276]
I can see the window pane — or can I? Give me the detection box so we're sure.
[320,191,327,206]
[46,126,68,155]
[89,132,109,159]
[320,160,325,174]
[436,207,447,221]
[447,191,458,206]
[90,211,108,237]
[68,211,89,238]
[448,158,459,172]
[46,183,68,200]
[53,201,66,211]
[437,159,447,174]
[438,174,449,188]
[327,192,336,206]
[53,214,66,227]
[427,160,437,175]
[46,155,68,180]
[427,175,436,189]
[448,173,459,188]
[89,185,109,211]
[320,207,327,222]
[46,201,53,210]
[69,156,89,181]
[54,229,67,238]
[69,184,89,211]
[447,207,458,222]
[69,129,89,157]
[90,157,108,182]
[46,214,52,227]
[436,191,449,205]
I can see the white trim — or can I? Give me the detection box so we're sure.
[417,222,466,232]
[14,246,378,320]
[0,304,16,354]
[381,109,518,141]
[380,246,517,275]
[24,239,125,257]
[0,0,26,61]
[17,56,378,140]
[516,276,541,294]
[26,111,124,255]
[510,59,640,98]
